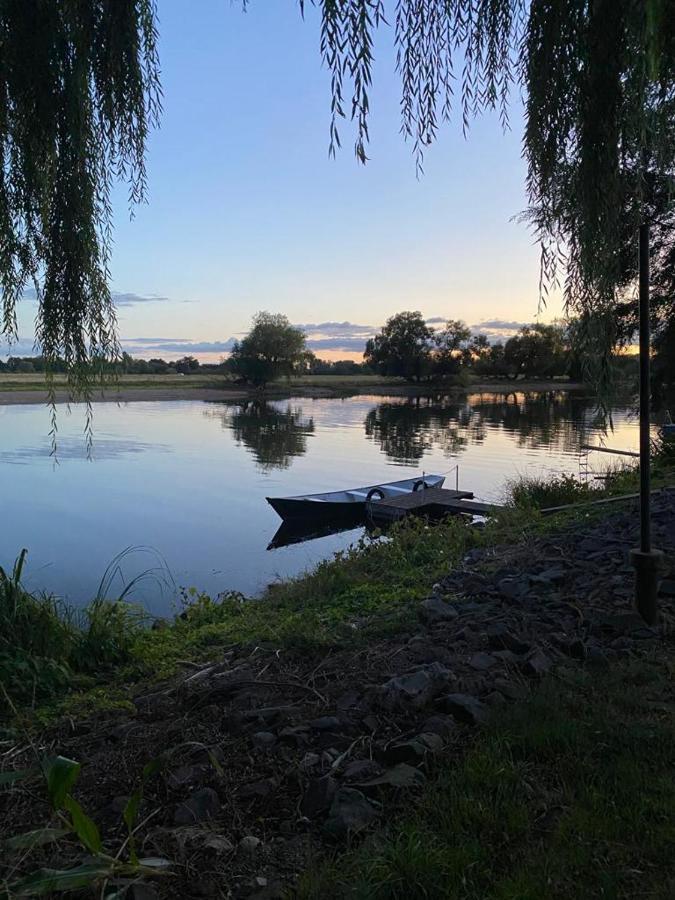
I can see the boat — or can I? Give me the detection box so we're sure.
[266,474,445,521]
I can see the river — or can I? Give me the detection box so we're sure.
[0,390,641,615]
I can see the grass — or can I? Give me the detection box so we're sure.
[505,435,675,510]
[298,651,675,899]
[0,550,154,716]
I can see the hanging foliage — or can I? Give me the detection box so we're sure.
[300,1,675,336]
[0,0,161,401]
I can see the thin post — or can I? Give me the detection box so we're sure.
[639,223,651,553]
[630,222,663,624]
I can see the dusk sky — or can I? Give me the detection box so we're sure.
[7,0,562,361]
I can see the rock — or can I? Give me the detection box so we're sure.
[493,679,529,701]
[379,663,450,710]
[174,787,220,825]
[384,733,444,763]
[421,714,456,737]
[469,652,498,671]
[343,759,382,781]
[586,647,610,670]
[301,776,337,818]
[521,650,553,678]
[128,885,160,900]
[238,835,262,856]
[357,763,426,790]
[498,577,530,600]
[486,624,531,655]
[252,731,277,749]
[484,691,506,706]
[419,596,459,624]
[437,693,486,725]
[300,751,321,770]
[166,765,206,790]
[310,716,341,731]
[203,834,234,854]
[278,724,310,746]
[323,788,378,839]
[531,567,566,585]
[239,779,275,801]
[564,638,587,660]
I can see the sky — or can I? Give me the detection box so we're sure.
[6,0,563,362]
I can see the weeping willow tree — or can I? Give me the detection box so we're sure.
[298,0,675,390]
[0,0,161,409]
[2,1,674,402]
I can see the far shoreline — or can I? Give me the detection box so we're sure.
[0,378,588,407]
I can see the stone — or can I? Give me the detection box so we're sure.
[343,759,382,781]
[300,752,321,770]
[379,663,450,710]
[278,724,310,746]
[128,885,160,900]
[252,731,277,749]
[421,714,456,737]
[586,647,610,670]
[239,779,275,801]
[484,691,506,706]
[357,763,426,790]
[174,787,220,826]
[309,716,341,731]
[323,788,378,839]
[531,567,566,585]
[203,834,234,854]
[498,577,530,600]
[493,679,529,701]
[486,624,531,655]
[437,693,486,725]
[469,652,498,671]
[419,596,459,624]
[301,775,337,818]
[238,835,262,856]
[521,650,553,678]
[166,765,205,790]
[384,732,444,763]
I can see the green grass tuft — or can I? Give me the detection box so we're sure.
[298,653,675,899]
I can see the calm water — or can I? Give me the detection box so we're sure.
[0,391,641,614]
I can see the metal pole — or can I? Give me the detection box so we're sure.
[639,223,651,553]
[631,222,663,623]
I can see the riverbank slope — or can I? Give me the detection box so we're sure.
[1,469,673,898]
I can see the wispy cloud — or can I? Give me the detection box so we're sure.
[472,319,530,331]
[121,338,236,355]
[21,287,177,307]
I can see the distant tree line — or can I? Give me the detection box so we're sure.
[364,311,580,382]
[3,309,649,391]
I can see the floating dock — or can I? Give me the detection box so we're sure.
[367,487,502,522]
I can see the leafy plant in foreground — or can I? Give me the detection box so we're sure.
[1,751,170,897]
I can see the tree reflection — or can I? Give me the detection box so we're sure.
[364,391,595,464]
[207,400,315,471]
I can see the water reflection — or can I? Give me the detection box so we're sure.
[205,400,315,471]
[364,391,605,465]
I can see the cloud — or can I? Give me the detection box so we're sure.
[305,337,371,352]
[121,338,236,354]
[21,287,176,306]
[472,319,530,331]
[425,316,447,324]
[468,319,531,345]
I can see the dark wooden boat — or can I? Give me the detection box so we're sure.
[266,474,445,521]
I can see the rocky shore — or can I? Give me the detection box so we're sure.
[2,491,673,898]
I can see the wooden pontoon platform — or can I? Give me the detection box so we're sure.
[367,487,502,522]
